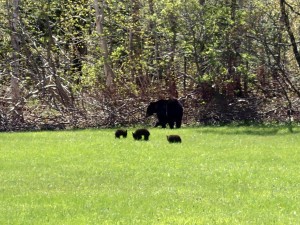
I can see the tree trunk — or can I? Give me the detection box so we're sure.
[129,0,144,87]
[44,4,72,108]
[8,0,24,123]
[148,0,162,79]
[226,0,242,97]
[94,0,115,89]
[167,12,178,98]
[280,0,300,69]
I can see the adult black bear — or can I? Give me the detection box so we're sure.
[167,135,182,143]
[115,129,127,138]
[132,128,150,141]
[146,99,183,129]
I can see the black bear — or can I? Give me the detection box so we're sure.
[115,129,127,138]
[132,128,150,141]
[167,135,182,143]
[146,99,183,129]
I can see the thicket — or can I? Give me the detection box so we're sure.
[0,0,300,131]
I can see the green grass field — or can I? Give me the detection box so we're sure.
[1,126,300,224]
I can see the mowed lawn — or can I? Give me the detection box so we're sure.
[1,126,300,224]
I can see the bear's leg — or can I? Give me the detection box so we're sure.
[168,120,175,129]
[144,135,149,140]
[155,121,160,127]
[175,120,182,128]
[155,121,167,128]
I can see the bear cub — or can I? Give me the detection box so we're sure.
[167,135,182,143]
[132,128,150,141]
[115,129,127,138]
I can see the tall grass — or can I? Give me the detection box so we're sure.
[1,126,300,224]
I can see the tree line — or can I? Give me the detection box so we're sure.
[0,0,300,130]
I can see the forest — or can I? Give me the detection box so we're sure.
[0,0,300,131]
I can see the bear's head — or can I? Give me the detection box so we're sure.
[146,102,157,117]
[132,132,141,140]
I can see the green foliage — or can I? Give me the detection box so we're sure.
[1,0,300,127]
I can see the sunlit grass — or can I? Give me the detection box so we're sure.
[1,125,300,224]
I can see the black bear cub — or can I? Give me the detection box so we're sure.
[167,135,182,143]
[115,129,127,138]
[132,128,150,141]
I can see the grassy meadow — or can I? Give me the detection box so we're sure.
[1,126,300,224]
